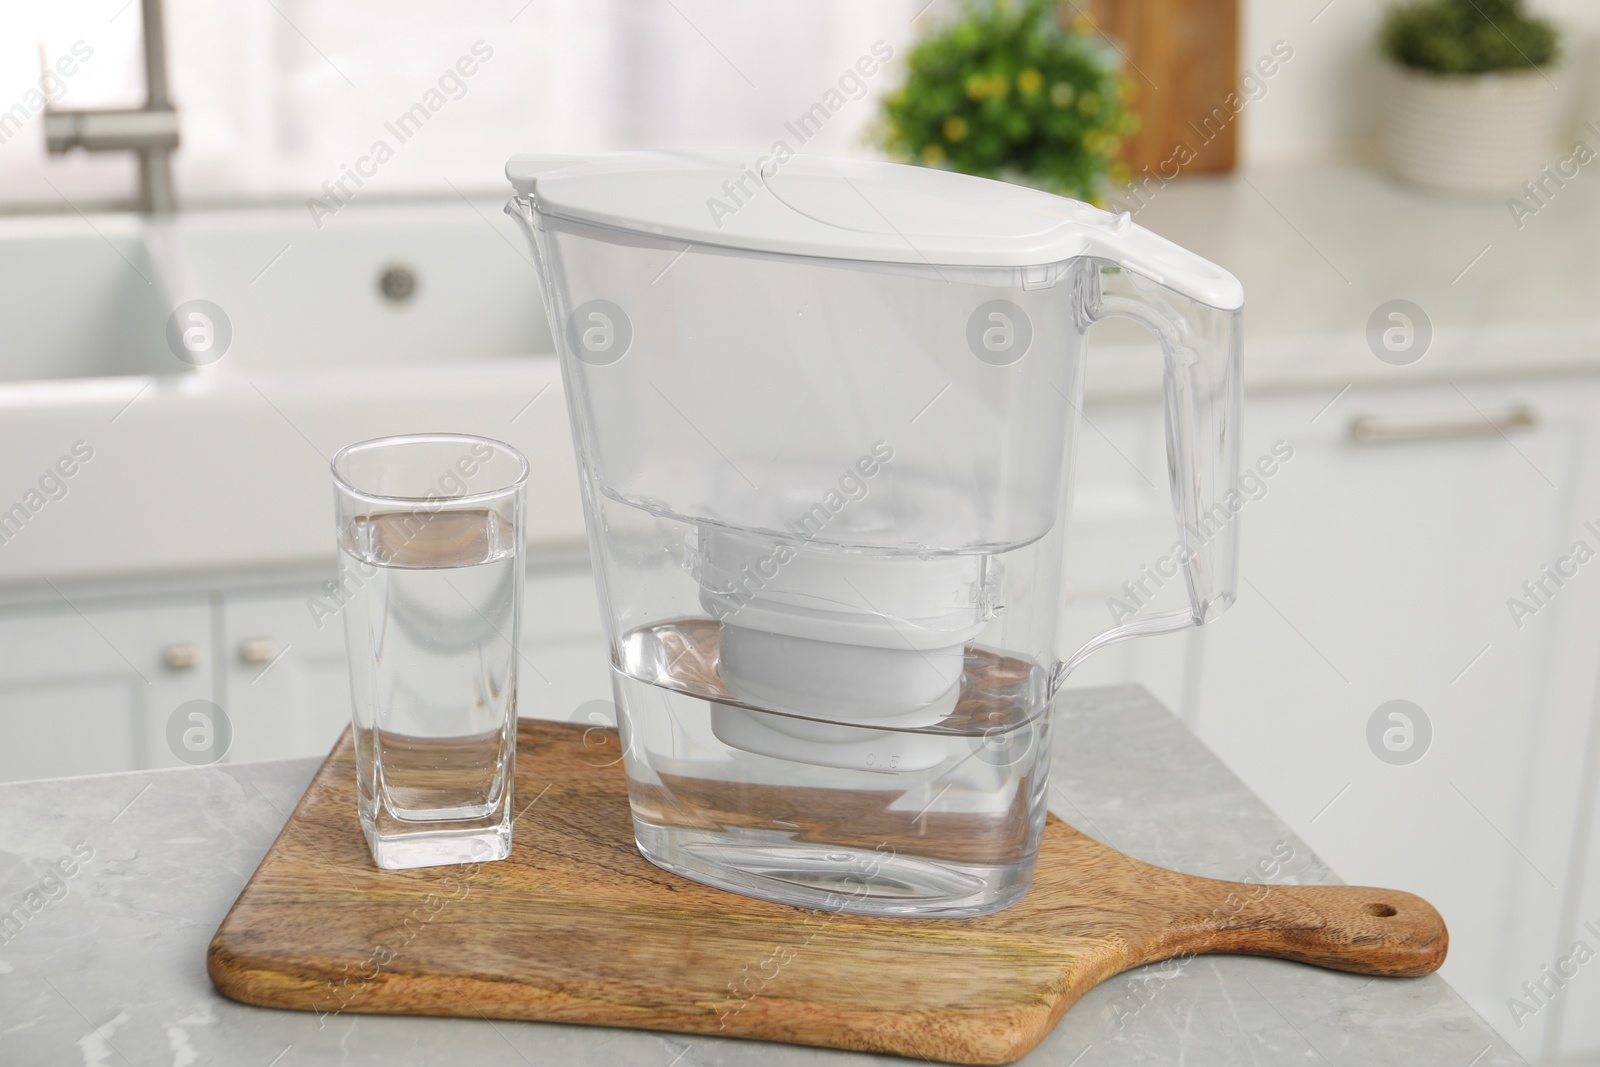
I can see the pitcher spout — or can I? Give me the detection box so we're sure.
[504,155,592,281]
[503,194,545,280]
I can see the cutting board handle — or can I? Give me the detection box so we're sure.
[1148,870,1448,978]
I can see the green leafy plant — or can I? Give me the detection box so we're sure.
[873,0,1134,204]
[1382,0,1559,75]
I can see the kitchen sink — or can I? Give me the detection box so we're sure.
[0,198,552,382]
[0,198,583,585]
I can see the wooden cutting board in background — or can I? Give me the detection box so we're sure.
[1082,0,1241,174]
[209,719,1445,1065]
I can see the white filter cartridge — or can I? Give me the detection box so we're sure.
[693,524,1002,767]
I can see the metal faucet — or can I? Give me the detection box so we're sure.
[44,0,179,213]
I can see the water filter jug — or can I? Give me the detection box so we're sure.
[507,153,1241,916]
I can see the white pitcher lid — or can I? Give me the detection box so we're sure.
[506,152,1242,309]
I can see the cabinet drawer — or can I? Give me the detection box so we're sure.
[0,599,214,781]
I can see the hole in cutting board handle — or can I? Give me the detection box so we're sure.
[1364,902,1399,917]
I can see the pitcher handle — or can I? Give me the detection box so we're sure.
[1053,257,1243,688]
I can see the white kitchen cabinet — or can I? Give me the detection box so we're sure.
[1133,376,1600,1063]
[0,597,215,781]
[0,560,611,781]
[1551,579,1600,1063]
[216,564,613,766]
[516,567,613,722]
[1020,371,1600,1063]
[220,588,352,765]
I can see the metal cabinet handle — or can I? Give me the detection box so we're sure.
[163,643,200,671]
[238,638,281,666]
[1349,405,1537,444]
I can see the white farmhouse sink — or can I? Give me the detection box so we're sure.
[1,215,171,382]
[0,199,586,585]
[1,199,552,381]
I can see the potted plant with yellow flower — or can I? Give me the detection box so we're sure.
[874,0,1134,204]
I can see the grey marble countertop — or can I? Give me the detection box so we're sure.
[1083,162,1600,398]
[0,685,1524,1066]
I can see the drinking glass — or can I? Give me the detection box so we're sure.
[331,433,527,870]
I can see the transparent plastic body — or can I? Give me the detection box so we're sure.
[509,196,1240,916]
[331,433,527,870]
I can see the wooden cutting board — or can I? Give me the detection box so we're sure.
[209,719,1447,1065]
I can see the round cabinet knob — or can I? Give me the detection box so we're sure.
[163,643,200,671]
[238,638,281,666]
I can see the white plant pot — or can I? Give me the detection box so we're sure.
[1380,60,1564,194]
